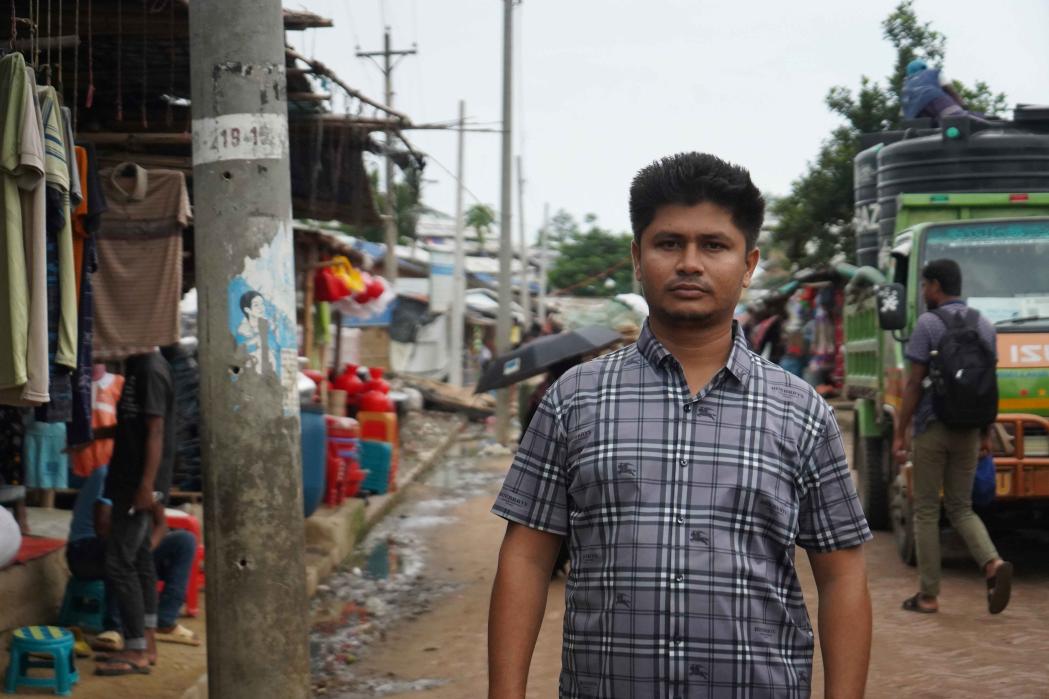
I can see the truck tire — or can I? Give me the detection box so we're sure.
[853,423,891,530]
[890,473,917,566]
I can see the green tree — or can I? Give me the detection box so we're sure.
[548,212,634,297]
[465,203,496,250]
[351,167,426,245]
[772,1,1007,268]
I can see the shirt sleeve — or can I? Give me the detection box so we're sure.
[141,359,173,419]
[796,404,873,552]
[491,387,570,536]
[904,313,936,364]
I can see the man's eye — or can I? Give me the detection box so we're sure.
[657,240,679,249]
[703,241,727,250]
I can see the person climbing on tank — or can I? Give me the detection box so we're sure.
[901,59,985,126]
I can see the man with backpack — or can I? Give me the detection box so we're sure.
[893,259,1012,615]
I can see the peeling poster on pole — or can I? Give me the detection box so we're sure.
[225,221,300,417]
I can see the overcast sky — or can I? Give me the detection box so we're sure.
[286,0,1049,241]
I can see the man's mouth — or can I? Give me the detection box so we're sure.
[668,283,711,297]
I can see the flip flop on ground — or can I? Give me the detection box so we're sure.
[90,630,124,652]
[94,659,151,676]
[987,561,1013,614]
[901,592,938,614]
[156,623,201,646]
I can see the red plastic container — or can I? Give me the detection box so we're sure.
[333,364,366,407]
[359,390,394,413]
[364,366,390,394]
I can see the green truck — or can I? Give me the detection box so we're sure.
[844,192,1049,563]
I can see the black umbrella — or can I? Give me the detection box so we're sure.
[475,325,623,393]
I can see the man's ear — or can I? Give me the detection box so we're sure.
[631,239,642,281]
[742,247,760,288]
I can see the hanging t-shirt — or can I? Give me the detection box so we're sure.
[0,54,35,397]
[0,61,47,407]
[93,165,190,360]
[37,86,77,371]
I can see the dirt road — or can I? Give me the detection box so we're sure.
[328,423,1049,698]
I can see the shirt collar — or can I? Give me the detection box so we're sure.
[636,320,752,387]
[111,163,148,202]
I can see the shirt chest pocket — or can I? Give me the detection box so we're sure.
[725,482,799,552]
[565,423,640,513]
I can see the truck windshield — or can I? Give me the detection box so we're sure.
[923,220,1049,324]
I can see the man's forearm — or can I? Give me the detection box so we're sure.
[818,575,872,698]
[488,549,553,697]
[896,380,921,436]
[139,421,164,493]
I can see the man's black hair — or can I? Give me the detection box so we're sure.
[240,290,263,318]
[629,152,765,250]
[921,258,962,296]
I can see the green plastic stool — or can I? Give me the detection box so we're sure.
[58,578,107,633]
[3,626,79,696]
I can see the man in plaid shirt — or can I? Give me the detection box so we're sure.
[488,153,872,698]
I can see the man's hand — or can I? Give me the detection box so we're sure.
[489,522,562,699]
[807,545,872,698]
[892,431,910,465]
[132,485,155,513]
[979,432,993,457]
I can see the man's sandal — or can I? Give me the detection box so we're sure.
[987,561,1013,614]
[901,593,938,614]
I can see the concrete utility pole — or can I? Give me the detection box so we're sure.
[537,202,549,325]
[496,0,514,443]
[358,28,417,283]
[516,155,531,331]
[188,2,309,698]
[449,100,467,387]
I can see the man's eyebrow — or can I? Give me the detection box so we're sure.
[650,230,733,239]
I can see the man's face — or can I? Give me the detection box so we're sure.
[631,201,759,328]
[921,278,939,309]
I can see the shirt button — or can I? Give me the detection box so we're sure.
[679,458,688,467]
[676,515,685,524]
[675,573,684,583]
[674,636,683,644]
[683,404,691,413]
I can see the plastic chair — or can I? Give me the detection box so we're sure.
[57,578,106,634]
[3,625,79,696]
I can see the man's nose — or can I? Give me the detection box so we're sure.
[676,243,704,275]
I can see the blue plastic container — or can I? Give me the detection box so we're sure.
[359,440,392,495]
[300,405,327,517]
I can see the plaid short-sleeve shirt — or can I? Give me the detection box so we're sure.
[493,321,872,698]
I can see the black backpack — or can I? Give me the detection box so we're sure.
[928,307,998,428]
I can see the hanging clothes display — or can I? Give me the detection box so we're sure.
[22,414,68,490]
[93,164,190,360]
[33,86,78,423]
[67,145,107,447]
[70,370,124,479]
[0,54,49,407]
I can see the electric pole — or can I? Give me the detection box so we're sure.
[496,0,514,443]
[516,155,531,331]
[189,1,309,697]
[358,28,417,283]
[537,202,549,325]
[449,100,467,387]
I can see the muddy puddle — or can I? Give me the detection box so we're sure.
[310,427,503,697]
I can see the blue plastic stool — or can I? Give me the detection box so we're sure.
[58,578,106,634]
[3,625,79,696]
